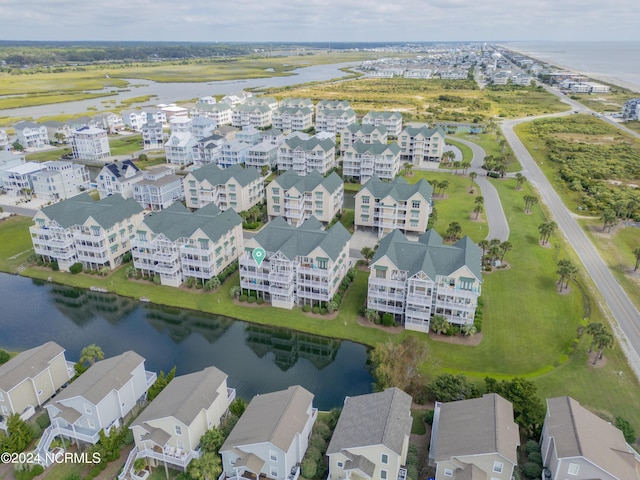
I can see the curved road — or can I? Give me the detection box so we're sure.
[454,138,510,241]
[501,116,640,379]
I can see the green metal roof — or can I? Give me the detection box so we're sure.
[271,170,342,195]
[282,135,335,152]
[348,141,400,156]
[142,202,241,243]
[372,229,482,281]
[363,111,403,121]
[39,192,143,229]
[401,124,446,138]
[189,163,262,187]
[358,176,433,202]
[253,217,350,261]
[344,124,387,135]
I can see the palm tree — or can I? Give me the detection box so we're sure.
[248,205,262,222]
[403,162,413,176]
[431,315,450,335]
[634,247,640,271]
[473,196,484,220]
[478,239,490,262]
[523,195,538,214]
[430,179,440,195]
[364,308,379,322]
[446,222,462,242]
[537,221,557,245]
[556,259,574,292]
[439,180,450,196]
[360,247,375,264]
[469,171,477,190]
[460,160,471,174]
[515,173,527,190]
[79,344,104,366]
[594,332,615,363]
[441,151,456,166]
[461,323,477,336]
[586,323,608,352]
[499,241,513,262]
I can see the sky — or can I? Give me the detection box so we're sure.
[0,0,638,42]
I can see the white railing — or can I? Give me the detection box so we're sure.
[118,446,139,480]
[227,388,236,405]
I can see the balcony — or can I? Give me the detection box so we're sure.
[145,370,157,389]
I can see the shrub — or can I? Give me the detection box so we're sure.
[51,261,59,271]
[312,306,320,314]
[300,458,317,478]
[302,304,312,313]
[0,350,9,364]
[152,275,161,285]
[239,295,248,302]
[524,439,539,455]
[382,313,394,326]
[320,307,327,315]
[247,296,256,304]
[522,462,542,479]
[122,252,132,263]
[423,410,435,425]
[305,446,322,462]
[374,316,382,325]
[88,466,101,477]
[69,262,83,274]
[256,297,265,305]
[615,416,636,444]
[527,452,542,466]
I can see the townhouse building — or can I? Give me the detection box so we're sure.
[398,124,446,164]
[96,160,144,199]
[0,342,73,432]
[124,366,235,476]
[31,161,91,201]
[342,141,401,183]
[219,140,251,168]
[38,351,156,462]
[0,151,26,188]
[3,162,47,197]
[191,117,217,140]
[30,193,144,271]
[192,134,225,166]
[277,135,336,176]
[0,129,10,150]
[340,124,388,152]
[236,126,262,146]
[141,118,165,149]
[141,108,167,125]
[272,106,314,133]
[245,96,278,113]
[327,388,412,480]
[169,116,193,134]
[92,112,124,133]
[429,394,520,480]
[354,176,433,237]
[220,386,317,480]
[43,120,75,144]
[132,166,184,211]
[231,104,273,129]
[367,229,482,332]
[279,98,314,109]
[316,100,352,112]
[184,163,264,212]
[260,128,285,146]
[362,111,403,137]
[121,110,148,131]
[165,132,197,166]
[191,103,233,126]
[245,140,278,170]
[240,217,350,309]
[267,170,343,226]
[14,121,49,149]
[71,126,111,161]
[130,202,243,287]
[315,108,357,134]
[541,396,640,480]
[622,98,640,121]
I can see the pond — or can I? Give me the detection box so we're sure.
[0,273,373,409]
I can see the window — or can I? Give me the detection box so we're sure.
[229,184,236,192]
[84,404,92,414]
[567,463,580,475]
[1,406,8,416]
[229,458,236,466]
[175,425,182,435]
[37,390,43,396]
[381,453,388,464]
[375,268,387,279]
[380,470,387,480]
[269,450,277,462]
[198,239,210,250]
[361,196,370,205]
[87,419,95,429]
[0,392,4,401]
[412,200,421,209]
[270,467,278,478]
[336,462,343,468]
[444,469,453,477]
[272,187,280,195]
[273,197,280,204]
[177,440,184,449]
[492,461,503,473]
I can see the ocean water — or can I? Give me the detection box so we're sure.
[502,41,640,92]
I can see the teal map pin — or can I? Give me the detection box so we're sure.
[252,247,266,267]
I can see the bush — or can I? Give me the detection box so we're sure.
[527,451,542,466]
[522,462,542,479]
[524,439,539,455]
[239,295,248,302]
[312,306,320,314]
[256,297,265,305]
[320,307,327,315]
[152,275,161,285]
[0,349,9,364]
[300,458,317,479]
[374,316,382,325]
[382,313,394,326]
[305,446,322,462]
[615,416,636,444]
[88,467,101,477]
[302,304,312,313]
[69,262,83,274]
[51,261,59,271]
[423,410,435,425]
[247,296,256,304]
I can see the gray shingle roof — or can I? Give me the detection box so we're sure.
[372,229,482,281]
[0,342,65,392]
[103,160,140,180]
[282,136,335,152]
[132,366,228,428]
[54,351,145,405]
[272,170,342,195]
[275,106,313,116]
[358,176,433,203]
[544,396,638,480]
[38,193,143,229]
[252,217,350,262]
[347,141,400,156]
[142,202,241,243]
[344,124,387,135]
[220,385,314,452]
[317,109,356,118]
[189,164,261,187]
[401,125,445,138]
[431,394,519,464]
[326,388,412,456]
[363,111,403,121]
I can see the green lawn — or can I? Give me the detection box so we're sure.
[343,183,362,193]
[411,409,427,435]
[26,147,72,162]
[0,216,34,272]
[444,138,473,164]
[109,134,143,156]
[339,209,355,232]
[458,132,522,173]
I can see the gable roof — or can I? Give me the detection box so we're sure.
[0,342,65,392]
[283,136,335,152]
[358,176,433,203]
[344,124,388,136]
[189,164,261,187]
[372,228,482,281]
[400,124,445,138]
[252,217,350,262]
[544,396,639,479]
[363,111,403,121]
[220,385,314,452]
[141,202,241,243]
[271,170,342,195]
[132,366,228,428]
[347,141,400,156]
[326,387,412,457]
[102,160,141,180]
[37,193,143,229]
[431,393,519,464]
[53,351,145,405]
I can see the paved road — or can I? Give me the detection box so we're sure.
[501,116,640,378]
[454,137,510,241]
[1,204,38,217]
